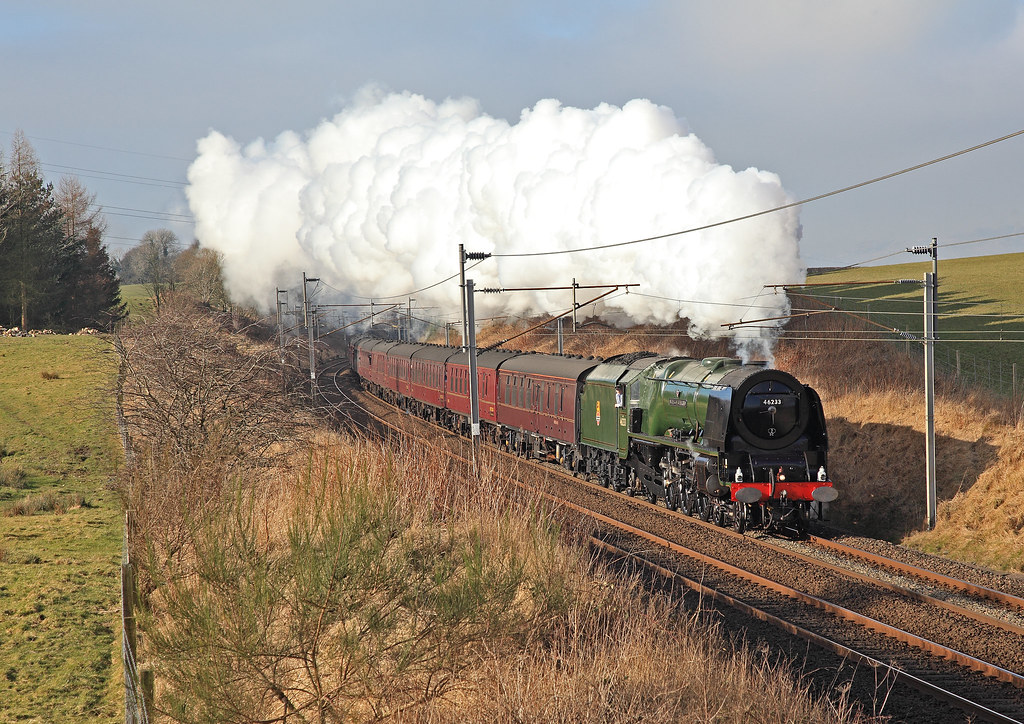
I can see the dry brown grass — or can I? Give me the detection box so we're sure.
[775,317,1024,567]
[136,424,872,723]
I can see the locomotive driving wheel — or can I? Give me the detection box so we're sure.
[698,495,713,522]
[732,503,746,533]
[682,486,697,516]
[665,482,680,511]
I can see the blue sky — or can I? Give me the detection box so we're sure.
[3,0,1023,268]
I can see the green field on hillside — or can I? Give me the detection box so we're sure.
[119,284,156,320]
[806,252,1024,395]
[0,336,122,722]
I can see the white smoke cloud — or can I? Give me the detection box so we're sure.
[186,86,805,356]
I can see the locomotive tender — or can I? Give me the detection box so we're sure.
[351,337,836,535]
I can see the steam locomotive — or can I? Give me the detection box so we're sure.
[351,338,835,535]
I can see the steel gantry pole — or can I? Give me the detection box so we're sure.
[459,246,491,350]
[907,240,938,530]
[303,273,320,404]
[276,289,287,363]
[466,279,481,474]
[459,244,468,350]
[923,271,937,529]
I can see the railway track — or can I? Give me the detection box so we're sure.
[317,359,1024,723]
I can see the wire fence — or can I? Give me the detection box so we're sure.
[936,346,1022,397]
[122,523,150,724]
[811,296,1024,399]
[117,336,151,724]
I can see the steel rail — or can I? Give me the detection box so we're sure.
[541,487,1024,688]
[808,534,1024,612]
[741,538,1024,637]
[589,536,1024,724]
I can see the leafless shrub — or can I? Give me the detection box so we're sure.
[115,293,309,577]
[116,293,302,473]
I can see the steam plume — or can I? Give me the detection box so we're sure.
[186,87,805,356]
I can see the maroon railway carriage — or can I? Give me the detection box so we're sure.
[377,343,450,415]
[443,348,521,422]
[493,353,602,461]
[352,338,401,397]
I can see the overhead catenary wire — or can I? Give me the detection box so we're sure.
[819,230,1024,270]
[485,126,1024,259]
[318,258,489,302]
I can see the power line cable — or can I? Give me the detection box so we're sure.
[41,162,186,187]
[942,231,1024,249]
[98,210,193,224]
[0,129,191,162]
[93,204,193,221]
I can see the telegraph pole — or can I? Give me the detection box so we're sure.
[556,317,564,354]
[459,244,468,350]
[407,297,415,342]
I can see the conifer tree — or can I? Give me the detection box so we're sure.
[0,132,125,330]
[0,131,66,330]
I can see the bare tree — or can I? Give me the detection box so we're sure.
[175,240,228,308]
[55,175,107,241]
[139,228,180,310]
[116,294,303,572]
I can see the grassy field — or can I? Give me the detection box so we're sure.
[119,284,156,320]
[0,336,123,722]
[807,252,1024,396]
